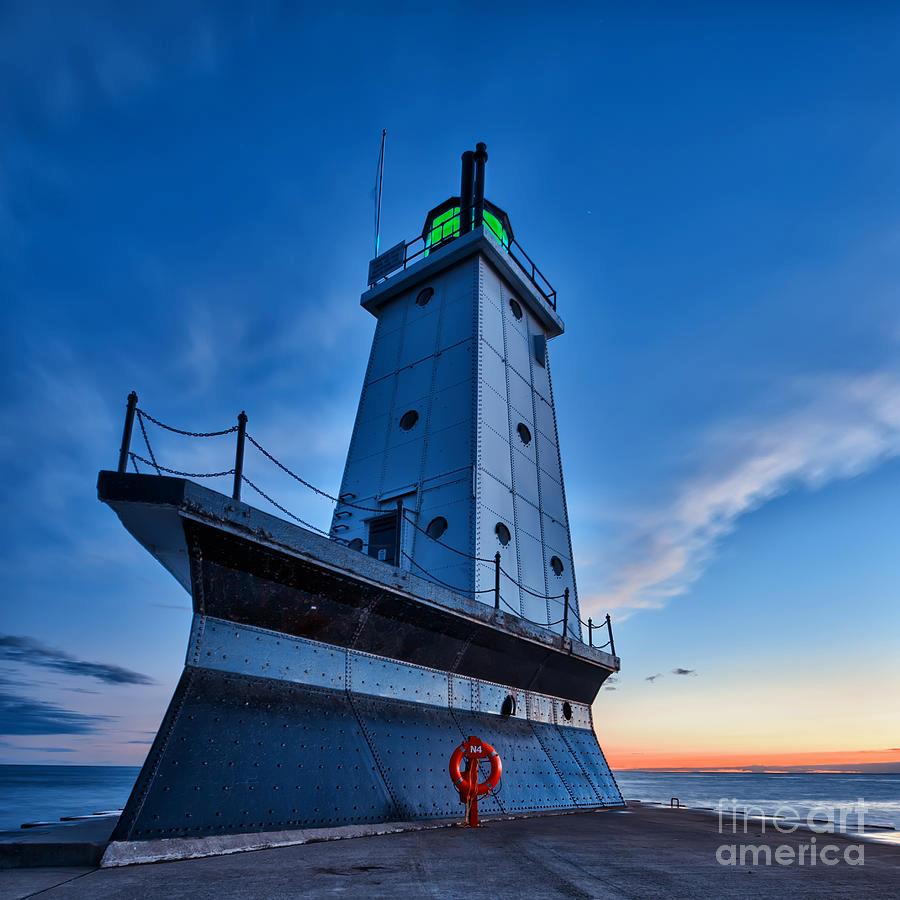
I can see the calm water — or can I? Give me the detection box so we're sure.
[0,765,140,831]
[1,765,897,832]
[616,770,900,829]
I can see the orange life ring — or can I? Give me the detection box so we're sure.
[449,735,502,799]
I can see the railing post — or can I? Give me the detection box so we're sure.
[232,411,247,501]
[562,588,570,639]
[394,498,404,567]
[588,617,593,647]
[605,613,616,657]
[493,552,501,611]
[117,391,138,473]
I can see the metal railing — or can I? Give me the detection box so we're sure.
[368,201,558,311]
[115,392,615,654]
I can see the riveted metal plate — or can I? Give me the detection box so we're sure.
[476,680,506,716]
[112,664,622,842]
[112,664,622,843]
[527,692,555,724]
[348,652,449,708]
[529,720,599,807]
[190,616,346,690]
[553,698,591,729]
[558,724,623,805]
[448,674,477,712]
[112,669,395,841]
[349,694,484,819]
[189,616,593,733]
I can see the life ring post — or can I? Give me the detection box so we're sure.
[448,735,502,828]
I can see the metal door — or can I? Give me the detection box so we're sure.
[368,514,398,565]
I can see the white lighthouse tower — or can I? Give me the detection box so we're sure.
[332,144,581,638]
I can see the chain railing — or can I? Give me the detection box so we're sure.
[115,392,616,653]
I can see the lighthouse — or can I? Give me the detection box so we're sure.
[97,142,623,858]
[333,144,580,635]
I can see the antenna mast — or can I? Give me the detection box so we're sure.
[374,129,387,255]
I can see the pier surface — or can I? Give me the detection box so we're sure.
[2,805,898,899]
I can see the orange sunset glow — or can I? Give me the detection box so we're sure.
[606,747,900,773]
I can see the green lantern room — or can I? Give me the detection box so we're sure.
[423,197,512,255]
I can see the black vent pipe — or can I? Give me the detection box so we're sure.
[459,150,475,235]
[473,142,488,228]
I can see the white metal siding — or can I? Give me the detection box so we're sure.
[334,250,581,638]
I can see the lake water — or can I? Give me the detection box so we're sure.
[0,765,140,831]
[615,770,900,830]
[1,765,897,832]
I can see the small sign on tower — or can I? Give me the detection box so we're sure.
[367,240,406,285]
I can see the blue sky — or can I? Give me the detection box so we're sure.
[2,3,899,768]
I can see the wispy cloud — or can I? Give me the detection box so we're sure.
[0,635,154,685]
[0,688,109,735]
[589,369,900,616]
[19,746,75,753]
[0,740,76,753]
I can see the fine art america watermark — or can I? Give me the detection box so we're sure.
[715,798,866,867]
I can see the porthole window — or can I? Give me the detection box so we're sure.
[348,538,363,552]
[495,522,511,546]
[416,287,434,307]
[501,694,517,717]
[399,410,419,431]
[426,516,448,540]
[550,555,564,577]
[562,701,573,721]
[516,422,532,445]
[509,297,523,319]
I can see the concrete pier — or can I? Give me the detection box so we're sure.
[2,805,897,899]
